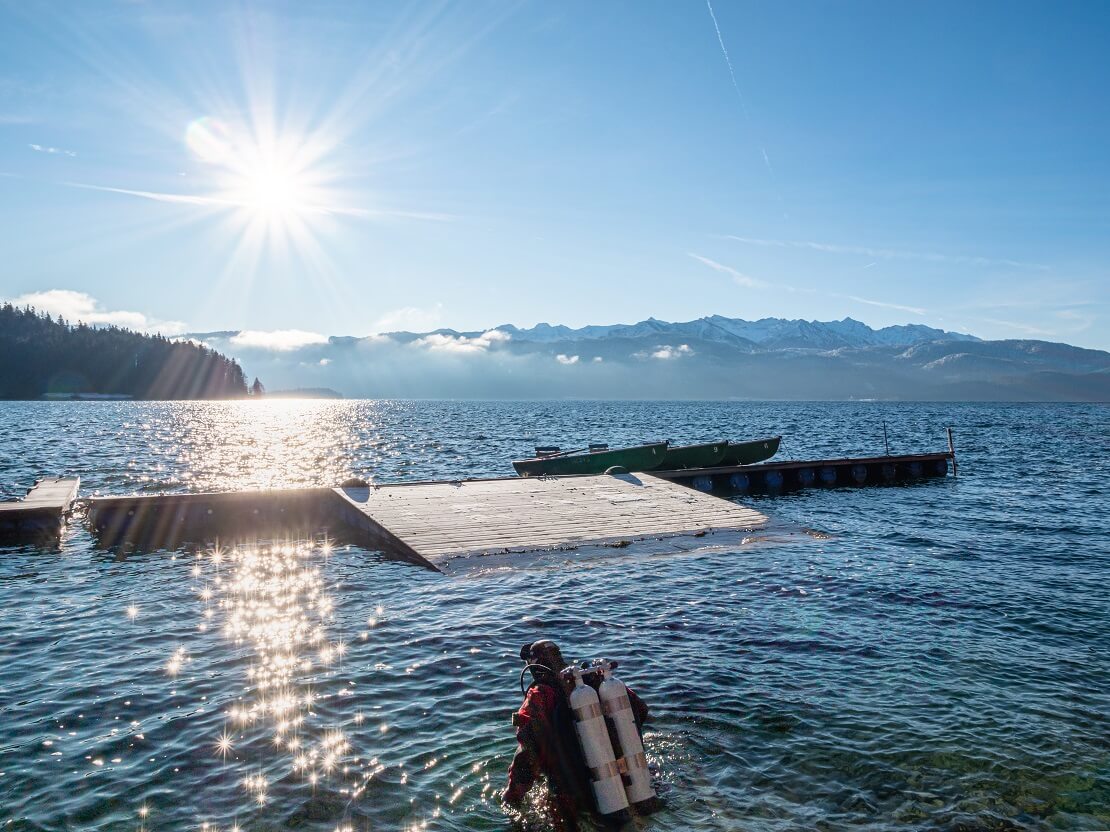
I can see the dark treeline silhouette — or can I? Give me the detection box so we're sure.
[0,304,249,399]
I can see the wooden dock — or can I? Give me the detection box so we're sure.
[86,487,340,550]
[334,472,768,569]
[0,477,80,539]
[22,446,953,567]
[84,473,768,570]
[653,451,953,493]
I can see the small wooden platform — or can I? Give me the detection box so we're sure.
[334,472,767,568]
[0,477,80,538]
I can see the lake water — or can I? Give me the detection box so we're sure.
[0,400,1107,831]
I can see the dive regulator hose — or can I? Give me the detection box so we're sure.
[519,663,559,697]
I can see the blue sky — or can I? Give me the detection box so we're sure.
[1,1,1108,348]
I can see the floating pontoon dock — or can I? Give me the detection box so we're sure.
[0,477,80,539]
[85,473,769,570]
[654,451,954,493]
[6,446,955,567]
[334,473,768,567]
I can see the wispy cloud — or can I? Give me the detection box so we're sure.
[373,303,444,333]
[230,329,329,351]
[954,299,1098,338]
[29,143,76,157]
[68,183,235,208]
[965,298,1098,311]
[692,252,928,317]
[1053,308,1095,332]
[844,295,926,316]
[1,114,35,125]
[555,354,579,365]
[412,329,511,355]
[976,318,1056,337]
[688,253,769,288]
[7,289,184,334]
[64,182,454,222]
[724,235,1046,270]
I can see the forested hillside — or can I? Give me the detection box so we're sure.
[0,304,248,399]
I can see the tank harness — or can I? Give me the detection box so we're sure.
[515,656,657,820]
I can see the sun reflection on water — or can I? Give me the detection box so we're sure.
[193,537,385,825]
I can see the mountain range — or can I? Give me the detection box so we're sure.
[188,316,1110,401]
[472,316,983,350]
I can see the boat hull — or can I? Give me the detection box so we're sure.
[656,441,728,470]
[513,443,668,477]
[719,436,781,466]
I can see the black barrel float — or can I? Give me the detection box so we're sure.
[728,472,751,491]
[692,475,714,492]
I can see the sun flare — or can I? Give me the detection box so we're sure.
[185,117,322,230]
[240,162,305,220]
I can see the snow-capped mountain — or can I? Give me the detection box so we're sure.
[464,316,979,351]
[187,315,1109,401]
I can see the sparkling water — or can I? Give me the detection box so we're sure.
[0,401,1106,830]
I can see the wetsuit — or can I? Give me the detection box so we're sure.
[505,680,649,828]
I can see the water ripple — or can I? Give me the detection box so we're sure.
[0,401,1107,829]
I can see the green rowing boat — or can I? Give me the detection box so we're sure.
[512,442,668,477]
[718,435,781,466]
[656,441,729,470]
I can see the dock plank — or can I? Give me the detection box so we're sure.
[0,477,80,538]
[334,473,767,564]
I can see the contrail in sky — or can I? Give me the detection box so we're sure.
[705,0,749,118]
[705,0,774,176]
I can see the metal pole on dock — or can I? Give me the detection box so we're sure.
[947,427,958,477]
[882,421,890,455]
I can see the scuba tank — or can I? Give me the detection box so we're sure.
[566,666,631,817]
[596,659,656,807]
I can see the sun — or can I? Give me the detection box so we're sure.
[185,116,323,232]
[177,114,360,280]
[238,158,308,222]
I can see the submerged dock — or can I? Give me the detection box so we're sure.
[334,473,768,567]
[86,473,769,569]
[7,447,954,567]
[0,477,80,539]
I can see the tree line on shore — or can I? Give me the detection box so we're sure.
[0,304,252,399]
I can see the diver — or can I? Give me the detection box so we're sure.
[502,639,652,829]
